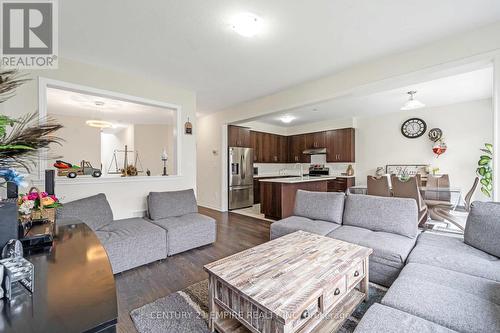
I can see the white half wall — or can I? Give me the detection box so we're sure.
[2,58,197,219]
[356,99,492,202]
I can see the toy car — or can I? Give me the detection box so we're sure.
[54,160,102,178]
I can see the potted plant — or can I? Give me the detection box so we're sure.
[476,143,493,198]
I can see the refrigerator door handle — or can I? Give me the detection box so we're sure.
[241,154,246,180]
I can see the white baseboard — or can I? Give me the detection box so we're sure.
[198,203,225,212]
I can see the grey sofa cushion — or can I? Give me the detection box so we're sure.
[464,201,500,258]
[399,263,500,305]
[57,193,113,231]
[96,218,167,273]
[343,194,418,238]
[407,232,500,282]
[328,226,416,268]
[382,264,500,333]
[150,213,216,255]
[270,216,341,239]
[148,189,198,220]
[293,190,345,224]
[328,225,417,286]
[354,303,457,333]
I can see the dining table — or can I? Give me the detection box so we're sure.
[347,185,463,210]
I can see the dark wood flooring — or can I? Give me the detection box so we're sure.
[115,207,271,333]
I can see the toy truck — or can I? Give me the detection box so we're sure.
[54,160,102,178]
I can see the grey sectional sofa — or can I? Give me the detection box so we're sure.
[271,191,500,332]
[57,190,216,273]
[147,189,217,256]
[271,191,419,286]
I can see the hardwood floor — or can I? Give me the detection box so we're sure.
[115,207,271,333]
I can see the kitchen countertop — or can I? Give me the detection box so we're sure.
[258,176,337,183]
[255,174,355,179]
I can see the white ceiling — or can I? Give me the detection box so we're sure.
[249,67,493,127]
[47,87,176,125]
[59,1,500,114]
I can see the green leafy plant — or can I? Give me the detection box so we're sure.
[476,143,493,197]
[0,70,63,187]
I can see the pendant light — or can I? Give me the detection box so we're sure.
[401,91,426,111]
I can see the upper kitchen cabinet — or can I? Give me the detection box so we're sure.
[288,134,310,163]
[304,131,326,149]
[277,135,288,163]
[326,128,355,162]
[228,125,251,147]
[250,131,288,163]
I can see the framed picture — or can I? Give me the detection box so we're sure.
[385,164,429,177]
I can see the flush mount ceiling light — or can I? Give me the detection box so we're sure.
[85,120,113,129]
[280,115,296,124]
[230,12,263,37]
[401,91,426,111]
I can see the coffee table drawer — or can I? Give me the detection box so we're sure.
[290,295,321,330]
[324,276,347,310]
[347,260,365,288]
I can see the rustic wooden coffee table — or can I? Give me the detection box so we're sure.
[204,231,373,333]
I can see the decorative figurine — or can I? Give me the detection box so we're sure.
[375,167,385,177]
[161,149,168,176]
[1,239,23,259]
[346,164,354,176]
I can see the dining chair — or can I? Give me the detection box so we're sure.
[367,176,391,197]
[391,175,428,227]
[429,177,479,232]
[425,174,451,201]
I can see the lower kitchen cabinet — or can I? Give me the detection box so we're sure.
[327,177,355,193]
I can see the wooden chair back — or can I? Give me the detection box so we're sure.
[391,175,428,225]
[464,177,480,212]
[367,176,391,197]
[426,174,450,202]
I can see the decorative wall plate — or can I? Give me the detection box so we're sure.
[428,128,443,142]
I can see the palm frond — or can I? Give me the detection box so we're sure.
[0,70,29,103]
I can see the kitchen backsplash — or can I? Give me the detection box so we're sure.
[255,158,355,177]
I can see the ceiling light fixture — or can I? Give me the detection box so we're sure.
[230,12,263,37]
[401,91,426,111]
[280,115,296,124]
[94,101,105,107]
[86,120,113,129]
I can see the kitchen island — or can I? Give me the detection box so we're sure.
[259,176,337,220]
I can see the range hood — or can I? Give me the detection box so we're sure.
[302,148,327,155]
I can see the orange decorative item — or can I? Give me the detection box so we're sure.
[432,139,447,157]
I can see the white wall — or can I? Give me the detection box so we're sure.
[50,114,101,167]
[356,99,492,201]
[101,125,134,176]
[197,21,500,211]
[2,58,197,219]
[134,124,174,176]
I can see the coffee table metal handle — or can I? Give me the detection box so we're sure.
[334,288,341,296]
[301,310,309,319]
[354,270,360,277]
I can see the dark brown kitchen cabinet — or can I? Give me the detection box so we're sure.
[304,131,326,149]
[327,177,355,192]
[288,134,309,163]
[228,125,251,147]
[251,131,288,163]
[278,135,288,163]
[326,128,355,162]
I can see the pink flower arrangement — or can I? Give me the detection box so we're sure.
[18,191,61,215]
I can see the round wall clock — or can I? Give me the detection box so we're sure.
[401,118,427,138]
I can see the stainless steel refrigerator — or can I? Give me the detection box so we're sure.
[228,147,254,210]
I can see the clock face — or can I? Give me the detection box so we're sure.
[401,118,426,138]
